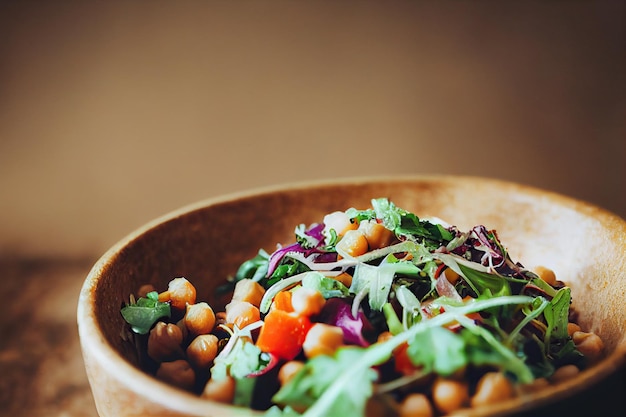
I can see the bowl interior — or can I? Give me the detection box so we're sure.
[79,176,626,416]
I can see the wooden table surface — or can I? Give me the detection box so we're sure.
[1,256,624,417]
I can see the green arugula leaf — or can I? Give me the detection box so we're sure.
[272,348,378,417]
[458,263,512,298]
[542,287,583,364]
[235,249,270,282]
[120,291,171,335]
[406,326,467,376]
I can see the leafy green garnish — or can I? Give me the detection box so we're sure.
[301,272,350,299]
[269,296,534,417]
[235,249,270,282]
[120,291,170,335]
[272,348,378,417]
[407,326,467,376]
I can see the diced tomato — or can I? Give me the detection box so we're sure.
[256,309,312,360]
[394,342,416,375]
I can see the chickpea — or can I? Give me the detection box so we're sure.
[291,287,326,317]
[572,331,604,362]
[302,323,344,359]
[278,361,305,386]
[232,278,266,307]
[431,377,469,414]
[358,219,396,250]
[550,364,579,383]
[186,334,219,370]
[184,302,216,337]
[518,377,549,394]
[225,300,260,329]
[175,318,189,341]
[470,372,514,407]
[336,229,369,257]
[399,393,434,417]
[567,322,582,336]
[202,376,236,403]
[534,266,557,286]
[159,277,197,311]
[156,359,195,390]
[147,321,184,362]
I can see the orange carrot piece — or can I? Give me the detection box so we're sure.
[256,309,311,360]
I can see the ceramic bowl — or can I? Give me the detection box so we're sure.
[77,175,626,417]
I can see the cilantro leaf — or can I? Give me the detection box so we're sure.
[120,291,170,335]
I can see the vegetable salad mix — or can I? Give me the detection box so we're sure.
[121,198,605,417]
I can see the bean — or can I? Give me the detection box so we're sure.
[291,287,326,317]
[470,372,514,407]
[159,277,197,311]
[550,364,579,383]
[534,266,557,286]
[156,359,195,390]
[186,334,219,370]
[278,361,305,386]
[225,300,260,329]
[302,323,344,359]
[431,377,469,414]
[572,330,604,362]
[399,393,434,417]
[184,302,216,337]
[202,376,235,403]
[147,321,184,362]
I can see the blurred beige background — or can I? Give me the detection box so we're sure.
[1,1,624,258]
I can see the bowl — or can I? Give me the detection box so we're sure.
[77,175,626,417]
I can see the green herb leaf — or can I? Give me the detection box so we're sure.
[272,348,378,417]
[235,249,270,282]
[301,272,350,299]
[407,326,467,376]
[120,291,171,335]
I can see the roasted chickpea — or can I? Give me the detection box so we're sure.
[572,331,604,362]
[550,364,580,383]
[225,300,261,329]
[186,334,219,370]
[159,277,197,311]
[567,322,582,336]
[534,266,557,286]
[184,302,216,337]
[202,376,236,403]
[470,372,514,407]
[302,323,344,359]
[278,361,305,386]
[156,359,195,390]
[291,287,326,317]
[432,377,469,414]
[399,393,434,417]
[147,321,184,362]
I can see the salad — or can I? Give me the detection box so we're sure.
[120,198,604,417]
